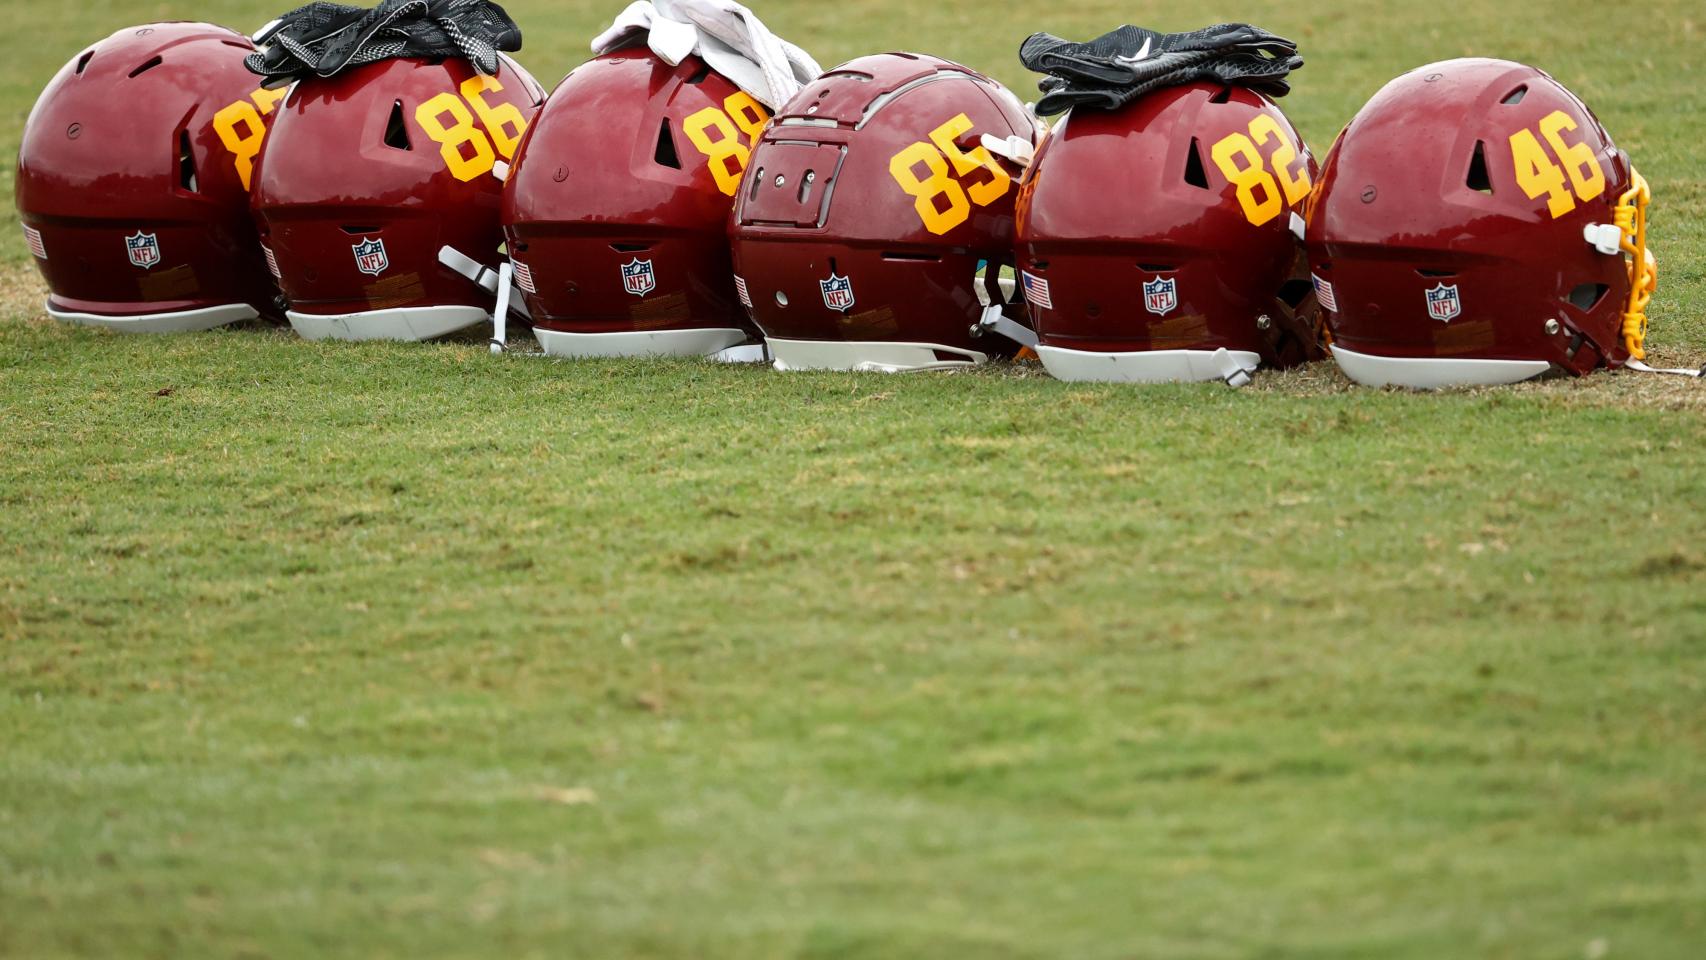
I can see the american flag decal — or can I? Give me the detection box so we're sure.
[1312,274,1338,313]
[734,275,752,308]
[23,225,46,260]
[513,260,536,294]
[262,245,281,279]
[1021,271,1052,309]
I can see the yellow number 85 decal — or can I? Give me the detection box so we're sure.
[887,113,1010,235]
[683,92,770,196]
[1509,110,1605,218]
[1209,114,1311,227]
[416,76,530,182]
[212,86,290,191]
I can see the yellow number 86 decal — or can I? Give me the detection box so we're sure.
[1209,114,1312,227]
[887,113,1010,236]
[416,76,530,182]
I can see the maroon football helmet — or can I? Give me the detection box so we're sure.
[730,53,1040,371]
[504,48,768,358]
[1015,83,1323,384]
[1307,58,1655,388]
[251,55,545,341]
[15,22,280,332]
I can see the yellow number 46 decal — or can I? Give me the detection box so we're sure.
[1510,110,1605,218]
[683,92,769,196]
[1209,114,1311,227]
[888,113,1010,235]
[212,86,290,191]
[416,76,529,182]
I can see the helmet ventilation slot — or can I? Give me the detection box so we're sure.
[882,251,942,262]
[1502,85,1528,105]
[748,166,764,201]
[1138,263,1176,272]
[1417,269,1456,278]
[654,118,681,168]
[178,130,198,192]
[1466,141,1493,194]
[384,101,411,150]
[340,225,381,235]
[684,63,712,84]
[75,50,94,75]
[1567,283,1610,310]
[1184,138,1210,189]
[128,56,163,78]
[1278,278,1313,308]
[611,242,651,252]
[796,169,815,204]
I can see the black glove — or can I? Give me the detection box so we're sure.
[248,0,522,85]
[1020,23,1302,115]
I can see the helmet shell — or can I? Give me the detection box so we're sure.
[1306,58,1636,379]
[1016,83,1320,371]
[251,55,545,339]
[503,48,764,355]
[730,53,1039,369]
[15,22,280,329]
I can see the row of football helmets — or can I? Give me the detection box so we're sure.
[14,2,1691,388]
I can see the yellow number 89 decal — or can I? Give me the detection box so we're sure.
[888,113,1010,235]
[1209,113,1312,227]
[683,92,770,196]
[1509,110,1605,218]
[416,76,530,182]
[212,86,290,191]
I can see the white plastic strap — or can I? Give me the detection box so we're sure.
[437,245,532,321]
[1213,347,1257,388]
[1627,359,1706,378]
[975,305,1039,348]
[491,261,513,354]
[980,133,1035,169]
[1583,223,1622,256]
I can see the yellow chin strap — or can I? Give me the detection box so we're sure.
[1614,169,1655,361]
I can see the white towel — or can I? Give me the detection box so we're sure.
[592,0,822,110]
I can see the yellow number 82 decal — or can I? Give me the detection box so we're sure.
[1209,114,1312,227]
[212,86,290,191]
[888,113,1011,235]
[416,76,530,182]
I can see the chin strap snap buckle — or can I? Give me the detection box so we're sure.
[972,305,1039,348]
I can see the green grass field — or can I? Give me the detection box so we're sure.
[4,2,1705,957]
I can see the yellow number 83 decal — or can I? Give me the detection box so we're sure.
[1509,110,1605,218]
[212,86,290,191]
[683,92,770,196]
[1209,113,1311,227]
[416,76,530,182]
[888,113,1010,235]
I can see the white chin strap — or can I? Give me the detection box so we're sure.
[437,245,532,353]
[1626,359,1706,378]
[974,305,1038,349]
[1214,348,1258,388]
[491,261,514,354]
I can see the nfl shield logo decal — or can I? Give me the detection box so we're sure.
[1142,276,1177,316]
[124,231,161,269]
[1425,283,1462,323]
[621,258,656,297]
[352,238,388,276]
[819,273,855,313]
